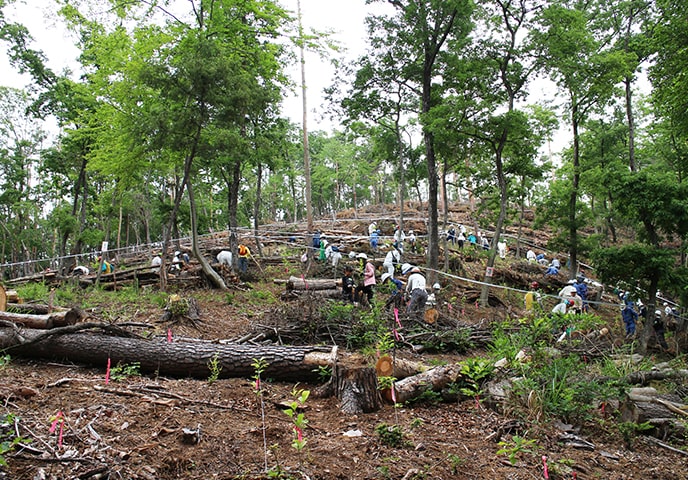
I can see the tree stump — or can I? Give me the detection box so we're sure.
[334,363,382,414]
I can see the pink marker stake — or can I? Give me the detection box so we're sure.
[391,383,397,403]
[49,412,64,449]
[394,308,403,329]
[301,274,309,290]
[542,455,549,479]
[167,328,173,343]
[105,357,111,385]
[392,328,400,341]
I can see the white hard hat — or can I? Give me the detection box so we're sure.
[175,251,181,256]
[408,230,414,234]
[356,253,368,260]
[433,283,441,290]
[655,310,662,316]
[381,272,392,283]
[401,263,412,275]
[348,251,356,258]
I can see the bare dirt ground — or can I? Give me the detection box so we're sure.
[2,283,687,480]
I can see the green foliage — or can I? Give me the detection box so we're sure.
[618,421,653,449]
[496,435,538,465]
[375,422,405,448]
[15,282,49,302]
[207,352,222,385]
[0,355,10,370]
[283,387,310,452]
[377,375,396,391]
[109,362,141,382]
[0,413,29,467]
[447,453,465,474]
[313,365,332,383]
[456,357,494,397]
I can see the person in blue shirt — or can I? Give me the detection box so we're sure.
[621,301,638,338]
[381,272,403,310]
[370,229,380,252]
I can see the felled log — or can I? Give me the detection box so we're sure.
[0,285,5,311]
[286,276,340,291]
[0,327,336,381]
[390,363,463,404]
[375,355,429,380]
[0,308,84,329]
[620,387,688,438]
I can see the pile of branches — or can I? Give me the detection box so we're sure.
[235,296,493,353]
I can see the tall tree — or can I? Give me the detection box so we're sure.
[532,0,633,278]
[362,0,473,282]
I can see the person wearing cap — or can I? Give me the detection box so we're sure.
[96,256,113,274]
[383,245,401,276]
[526,249,537,262]
[446,226,456,245]
[405,266,428,318]
[457,230,465,249]
[551,298,573,316]
[524,282,542,312]
[170,251,182,272]
[574,276,589,312]
[355,254,376,306]
[368,221,377,237]
[238,244,251,273]
[341,265,355,303]
[621,301,638,339]
[653,309,669,351]
[545,263,559,276]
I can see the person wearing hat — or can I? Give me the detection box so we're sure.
[383,245,401,276]
[621,300,638,339]
[355,253,376,306]
[405,266,427,318]
[653,309,669,351]
[151,253,162,273]
[551,298,573,316]
[407,230,417,253]
[368,221,377,237]
[393,225,406,244]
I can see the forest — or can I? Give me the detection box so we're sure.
[0,0,687,308]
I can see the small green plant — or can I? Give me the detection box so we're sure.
[497,435,538,465]
[0,413,29,467]
[283,387,310,451]
[313,365,332,383]
[375,422,404,448]
[409,418,424,429]
[207,352,222,385]
[457,357,494,398]
[618,421,653,449]
[377,375,396,391]
[109,362,141,382]
[0,355,10,370]
[447,453,465,474]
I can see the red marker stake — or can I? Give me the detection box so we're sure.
[105,358,111,385]
[542,455,549,479]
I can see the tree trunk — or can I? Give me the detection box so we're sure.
[0,308,84,329]
[0,327,337,381]
[286,276,340,291]
[391,363,462,404]
[334,363,382,414]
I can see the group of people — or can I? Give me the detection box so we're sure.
[620,294,670,350]
[340,251,435,319]
[214,245,251,273]
[367,222,416,254]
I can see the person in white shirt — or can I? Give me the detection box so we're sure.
[405,267,428,317]
[526,249,536,262]
[383,246,401,276]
